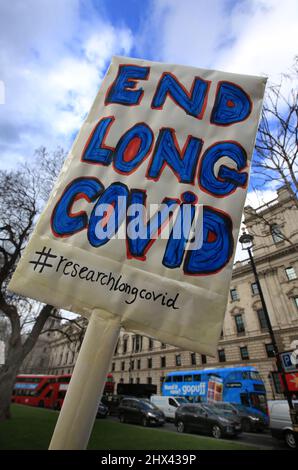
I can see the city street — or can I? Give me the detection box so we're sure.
[106,416,286,450]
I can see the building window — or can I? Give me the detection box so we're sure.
[220,330,224,339]
[122,338,128,354]
[218,349,226,363]
[130,360,134,371]
[161,342,166,349]
[230,288,239,301]
[235,314,245,334]
[190,353,196,365]
[147,377,152,384]
[114,341,119,355]
[148,358,152,369]
[137,359,141,370]
[251,282,259,295]
[121,361,125,371]
[133,335,142,352]
[265,343,275,358]
[257,308,269,330]
[130,378,134,384]
[294,297,298,310]
[161,356,166,368]
[111,362,115,372]
[285,267,297,281]
[148,338,153,350]
[240,346,249,360]
[271,224,284,243]
[136,377,140,384]
[175,354,181,366]
[201,354,207,364]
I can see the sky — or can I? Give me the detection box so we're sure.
[0,0,297,211]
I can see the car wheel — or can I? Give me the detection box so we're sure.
[119,414,126,424]
[142,417,148,427]
[242,419,251,432]
[177,420,185,433]
[212,425,222,439]
[284,430,296,449]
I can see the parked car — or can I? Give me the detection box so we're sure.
[268,400,298,449]
[175,403,242,439]
[212,402,267,432]
[118,397,165,427]
[96,401,109,418]
[150,395,189,420]
[101,395,123,416]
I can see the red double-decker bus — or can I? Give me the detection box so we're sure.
[12,374,59,408]
[12,373,115,409]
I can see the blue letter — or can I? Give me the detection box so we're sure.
[51,177,103,237]
[147,128,203,184]
[184,207,233,275]
[126,190,178,260]
[88,183,129,247]
[82,117,114,166]
[211,81,252,126]
[163,192,197,269]
[105,64,150,106]
[199,141,248,197]
[113,123,153,174]
[151,73,209,118]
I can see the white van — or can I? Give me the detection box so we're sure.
[150,395,188,420]
[268,400,297,449]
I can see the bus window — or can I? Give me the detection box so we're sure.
[249,393,267,413]
[164,376,172,383]
[184,375,193,382]
[193,375,201,382]
[240,393,250,406]
[173,376,182,383]
[250,371,261,381]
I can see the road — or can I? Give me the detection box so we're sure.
[105,416,286,450]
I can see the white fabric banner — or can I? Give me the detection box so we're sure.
[9,56,266,355]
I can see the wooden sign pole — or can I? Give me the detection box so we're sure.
[49,313,121,450]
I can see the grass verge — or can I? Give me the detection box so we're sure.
[0,405,260,450]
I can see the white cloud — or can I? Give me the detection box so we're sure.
[0,0,133,169]
[141,0,298,81]
[245,188,277,209]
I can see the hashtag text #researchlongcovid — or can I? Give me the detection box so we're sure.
[29,247,180,310]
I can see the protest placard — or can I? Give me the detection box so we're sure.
[8,56,266,448]
[9,56,266,355]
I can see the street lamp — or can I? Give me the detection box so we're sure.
[239,230,298,443]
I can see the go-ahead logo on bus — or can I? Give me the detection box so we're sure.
[163,382,206,397]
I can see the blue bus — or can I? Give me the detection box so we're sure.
[162,366,268,420]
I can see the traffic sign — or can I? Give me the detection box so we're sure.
[280,351,298,373]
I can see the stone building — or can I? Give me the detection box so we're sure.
[24,186,298,399]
